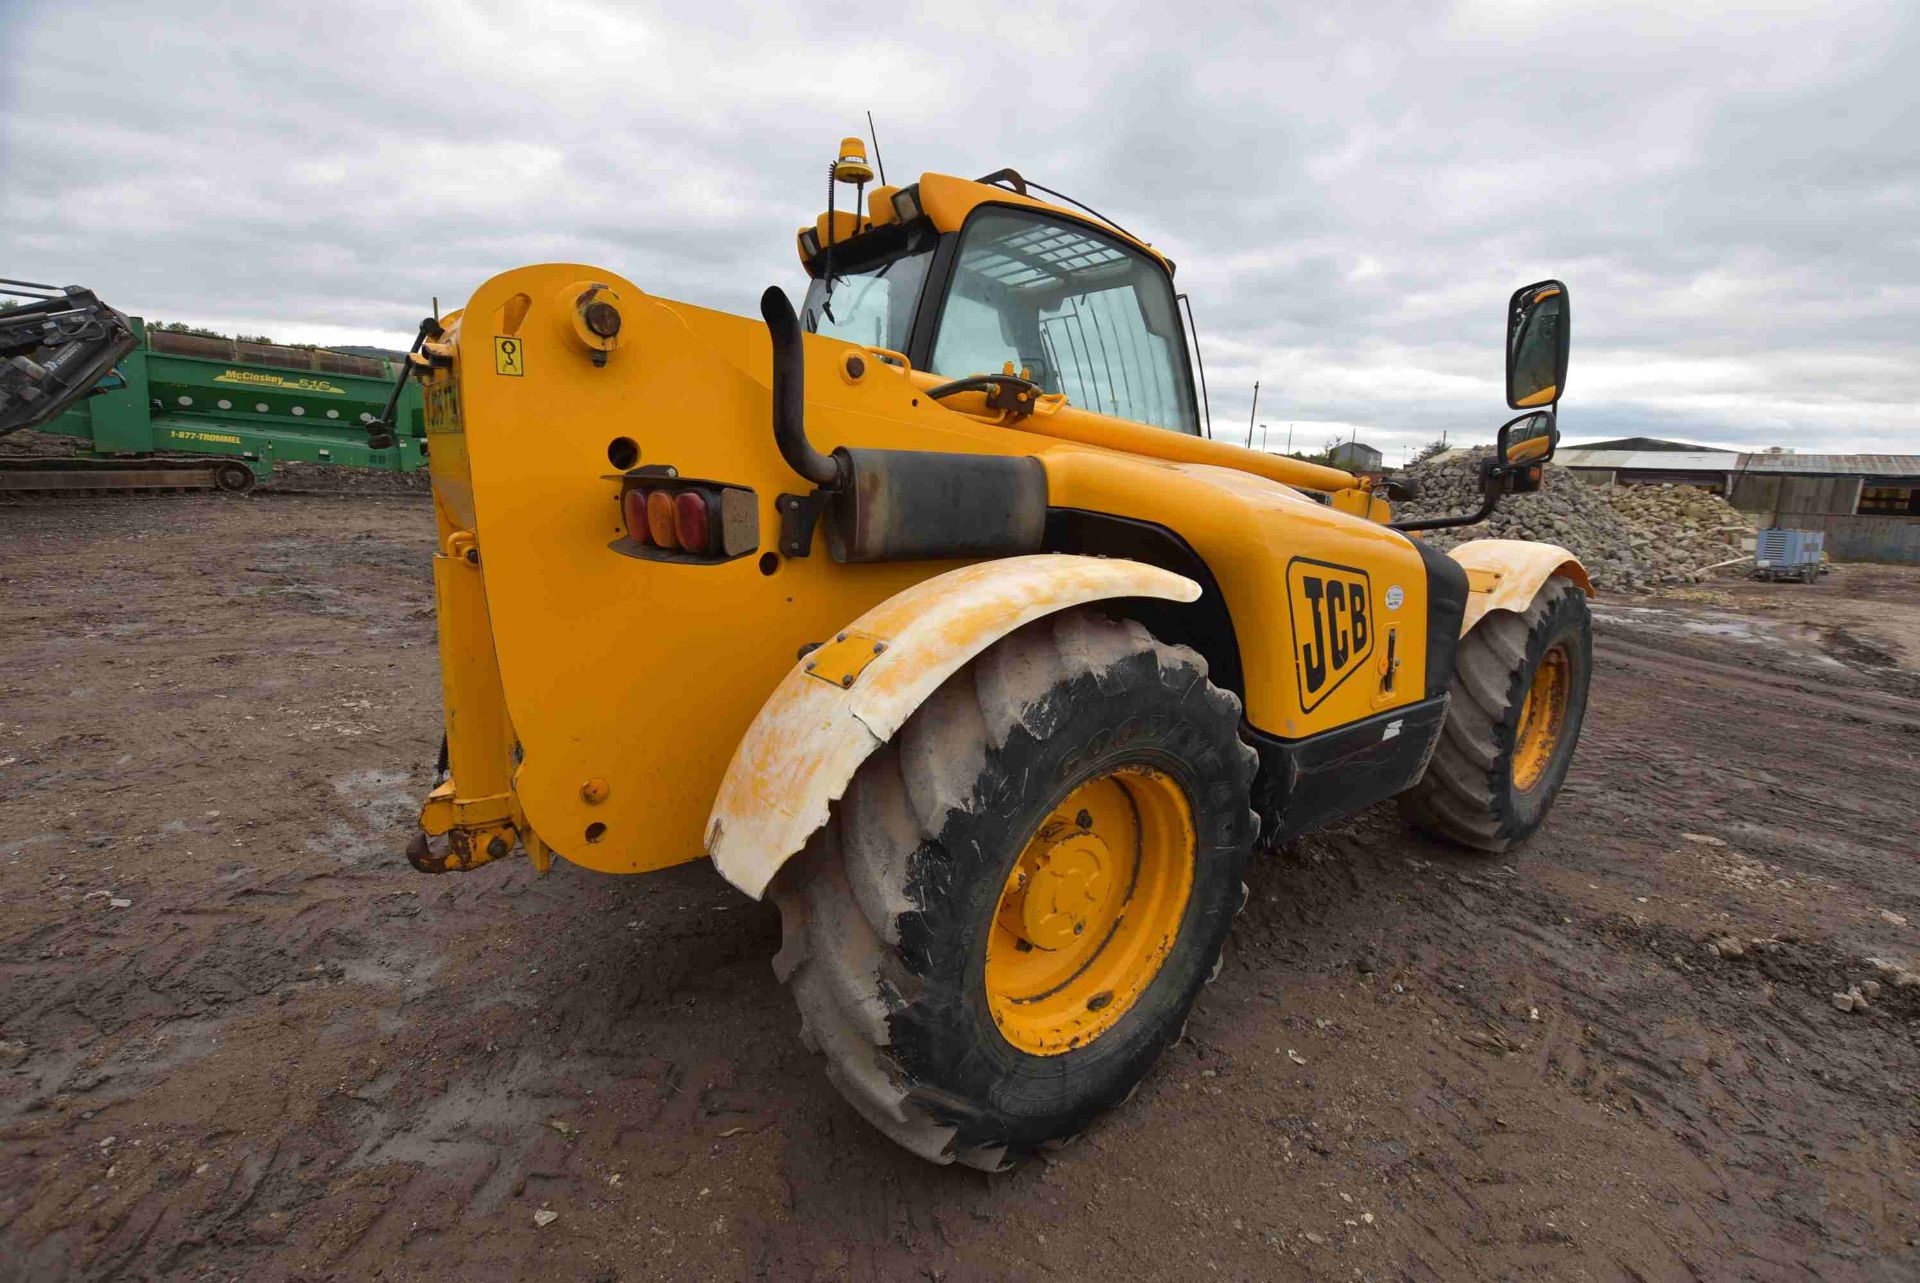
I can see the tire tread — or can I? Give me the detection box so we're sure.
[772,608,1255,1170]
[1399,574,1589,853]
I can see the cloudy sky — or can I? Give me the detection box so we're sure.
[4,1,1915,461]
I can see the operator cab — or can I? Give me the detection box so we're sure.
[797,163,1202,436]
[787,140,1572,537]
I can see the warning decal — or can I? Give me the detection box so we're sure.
[494,336,524,376]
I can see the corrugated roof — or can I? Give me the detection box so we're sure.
[1729,453,1920,476]
[1556,449,1739,472]
[1557,448,1920,477]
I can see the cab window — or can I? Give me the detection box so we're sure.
[930,208,1198,434]
[801,244,933,354]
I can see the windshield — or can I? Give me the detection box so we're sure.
[929,208,1199,434]
[802,246,934,354]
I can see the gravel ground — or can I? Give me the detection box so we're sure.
[2,493,1916,1282]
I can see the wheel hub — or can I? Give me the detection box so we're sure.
[1512,643,1571,793]
[984,766,1197,1056]
[1003,831,1113,950]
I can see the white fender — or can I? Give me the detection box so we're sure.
[1447,538,1593,634]
[704,554,1201,899]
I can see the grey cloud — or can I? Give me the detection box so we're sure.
[3,0,1913,455]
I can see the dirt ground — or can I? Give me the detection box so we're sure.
[2,493,1916,1282]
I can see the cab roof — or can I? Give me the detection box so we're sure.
[797,171,1172,278]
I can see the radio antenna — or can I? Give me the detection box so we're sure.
[866,111,887,186]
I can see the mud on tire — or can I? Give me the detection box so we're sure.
[1400,573,1591,853]
[770,608,1259,1170]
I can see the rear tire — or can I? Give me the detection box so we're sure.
[770,609,1258,1169]
[214,461,255,492]
[1399,574,1590,852]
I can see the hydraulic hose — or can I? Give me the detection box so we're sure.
[760,286,841,487]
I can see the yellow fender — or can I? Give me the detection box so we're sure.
[705,554,1201,899]
[1447,538,1593,634]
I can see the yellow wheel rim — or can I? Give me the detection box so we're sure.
[984,765,1196,1057]
[1511,644,1571,793]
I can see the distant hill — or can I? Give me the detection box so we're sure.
[142,321,411,364]
[328,343,409,362]
[1566,436,1734,453]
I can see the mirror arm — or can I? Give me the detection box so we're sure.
[1388,489,1499,533]
[1389,453,1515,532]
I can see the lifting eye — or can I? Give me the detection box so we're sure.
[583,301,621,338]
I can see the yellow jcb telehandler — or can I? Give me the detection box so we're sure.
[398,137,1591,1170]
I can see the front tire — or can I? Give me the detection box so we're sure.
[1400,574,1591,852]
[770,609,1258,1169]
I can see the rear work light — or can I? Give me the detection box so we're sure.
[890,184,922,225]
[614,470,759,565]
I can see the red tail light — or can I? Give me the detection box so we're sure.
[673,491,711,553]
[622,488,652,545]
[612,474,756,565]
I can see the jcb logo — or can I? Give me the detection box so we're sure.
[1286,558,1374,711]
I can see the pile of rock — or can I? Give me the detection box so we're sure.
[1391,448,1753,592]
[1605,482,1755,573]
[1834,957,1919,1013]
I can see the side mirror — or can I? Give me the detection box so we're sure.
[1506,280,1569,410]
[1492,409,1558,493]
[1384,286,1569,534]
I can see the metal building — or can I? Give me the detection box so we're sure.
[1329,440,1383,471]
[1555,442,1920,564]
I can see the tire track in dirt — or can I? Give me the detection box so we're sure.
[3,499,1917,1280]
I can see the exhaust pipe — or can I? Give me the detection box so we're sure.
[759,287,841,488]
[757,284,1045,563]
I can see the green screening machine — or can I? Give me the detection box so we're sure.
[0,280,424,493]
